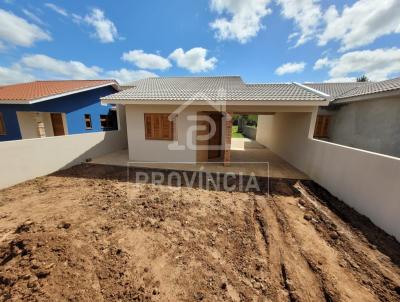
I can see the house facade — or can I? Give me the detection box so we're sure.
[0,80,120,142]
[102,76,329,165]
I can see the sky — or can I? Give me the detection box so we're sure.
[0,0,400,85]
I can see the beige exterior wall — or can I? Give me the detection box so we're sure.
[125,104,318,163]
[257,111,400,240]
[125,105,198,162]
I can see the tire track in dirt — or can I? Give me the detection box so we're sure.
[295,181,400,302]
[250,192,327,302]
[270,196,336,302]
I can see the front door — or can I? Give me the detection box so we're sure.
[208,113,222,159]
[50,113,65,136]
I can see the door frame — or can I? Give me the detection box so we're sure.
[196,111,224,162]
[50,112,66,136]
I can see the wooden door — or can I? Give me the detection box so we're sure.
[50,113,65,136]
[208,113,222,159]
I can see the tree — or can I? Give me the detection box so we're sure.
[357,75,369,82]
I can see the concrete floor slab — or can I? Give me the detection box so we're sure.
[90,146,308,180]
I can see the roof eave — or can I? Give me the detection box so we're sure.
[101,99,329,106]
[0,82,120,105]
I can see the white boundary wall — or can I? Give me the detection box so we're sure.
[0,130,127,189]
[0,105,127,190]
[257,111,400,240]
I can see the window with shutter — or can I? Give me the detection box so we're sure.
[314,115,330,138]
[0,113,6,135]
[144,113,174,140]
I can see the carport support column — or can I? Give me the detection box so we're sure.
[223,112,232,166]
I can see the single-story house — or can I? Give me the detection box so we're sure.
[305,77,400,158]
[101,76,400,167]
[101,76,329,165]
[0,80,120,142]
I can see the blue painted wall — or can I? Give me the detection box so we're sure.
[0,86,118,142]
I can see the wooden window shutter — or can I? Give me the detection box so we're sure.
[144,114,153,139]
[314,115,330,138]
[144,113,173,140]
[160,114,173,139]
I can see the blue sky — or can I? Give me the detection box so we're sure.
[0,0,400,84]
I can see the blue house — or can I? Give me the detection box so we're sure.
[0,80,120,141]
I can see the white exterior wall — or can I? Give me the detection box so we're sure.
[257,112,400,240]
[0,105,127,189]
[125,105,199,162]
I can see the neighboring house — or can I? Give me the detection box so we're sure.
[304,78,400,158]
[101,76,329,164]
[0,80,120,142]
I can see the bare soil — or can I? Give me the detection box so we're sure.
[0,164,399,301]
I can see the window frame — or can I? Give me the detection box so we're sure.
[100,114,112,130]
[84,114,93,130]
[0,112,6,136]
[144,113,174,141]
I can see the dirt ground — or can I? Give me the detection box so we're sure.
[0,164,400,302]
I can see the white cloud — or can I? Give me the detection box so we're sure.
[22,9,44,25]
[44,3,68,17]
[209,0,272,43]
[313,57,331,70]
[20,54,102,79]
[0,9,51,48]
[0,54,157,85]
[106,68,158,84]
[275,62,306,75]
[122,50,171,70]
[169,47,217,73]
[324,77,355,83]
[315,48,400,81]
[319,0,400,51]
[84,8,118,43]
[277,0,322,46]
[0,64,35,84]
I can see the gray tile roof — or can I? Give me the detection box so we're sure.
[303,78,400,102]
[336,77,400,100]
[103,76,400,104]
[103,76,326,102]
[303,82,369,98]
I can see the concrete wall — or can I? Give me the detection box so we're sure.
[257,113,400,240]
[0,129,127,189]
[0,104,127,190]
[327,97,400,158]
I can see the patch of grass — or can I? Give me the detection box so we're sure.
[232,125,244,138]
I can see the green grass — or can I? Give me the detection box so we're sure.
[231,125,244,138]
